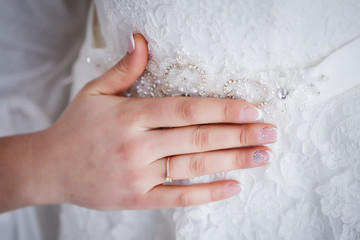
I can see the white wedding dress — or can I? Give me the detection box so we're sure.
[60,0,360,239]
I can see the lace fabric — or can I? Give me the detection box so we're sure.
[61,0,360,239]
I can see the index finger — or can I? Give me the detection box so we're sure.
[130,97,263,129]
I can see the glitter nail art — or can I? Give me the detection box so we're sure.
[259,127,279,142]
[253,150,272,164]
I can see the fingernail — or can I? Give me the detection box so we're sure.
[225,183,242,196]
[243,106,263,121]
[259,127,279,142]
[253,150,273,164]
[128,33,135,54]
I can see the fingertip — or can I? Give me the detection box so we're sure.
[252,148,273,165]
[242,106,263,122]
[133,34,148,58]
[127,33,135,54]
[133,34,148,46]
[86,34,149,96]
[210,180,242,201]
[126,33,148,77]
[224,181,242,196]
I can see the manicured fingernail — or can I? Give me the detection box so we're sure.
[253,150,273,164]
[225,183,242,196]
[243,106,263,121]
[128,33,135,54]
[259,127,279,142]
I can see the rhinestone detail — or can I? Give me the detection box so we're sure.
[277,89,288,99]
[120,50,321,117]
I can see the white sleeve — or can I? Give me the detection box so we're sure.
[0,1,90,240]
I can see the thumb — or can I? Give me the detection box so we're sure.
[86,34,148,95]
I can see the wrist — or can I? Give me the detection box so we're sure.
[0,131,61,212]
[24,128,66,206]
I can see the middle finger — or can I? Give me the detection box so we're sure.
[145,123,278,162]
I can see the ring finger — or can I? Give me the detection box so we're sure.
[150,146,273,184]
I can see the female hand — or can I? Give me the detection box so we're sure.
[30,34,278,210]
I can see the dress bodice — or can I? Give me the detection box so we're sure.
[95,0,360,70]
[61,1,360,239]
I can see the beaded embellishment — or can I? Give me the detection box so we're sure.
[126,50,322,117]
[85,48,323,119]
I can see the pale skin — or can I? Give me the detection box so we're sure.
[0,34,277,213]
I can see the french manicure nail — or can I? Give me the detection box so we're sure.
[128,33,135,54]
[253,150,273,164]
[225,183,242,196]
[243,106,263,121]
[259,127,279,142]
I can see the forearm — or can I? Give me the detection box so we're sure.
[0,131,56,212]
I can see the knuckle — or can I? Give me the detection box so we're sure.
[119,107,143,126]
[238,126,250,146]
[168,156,176,178]
[176,100,197,122]
[222,102,231,121]
[177,191,191,207]
[123,171,148,196]
[118,143,134,161]
[192,126,209,150]
[233,150,244,169]
[112,61,129,75]
[210,187,219,202]
[127,111,142,124]
[149,101,167,116]
[118,146,133,163]
[126,169,143,183]
[189,154,206,176]
[118,140,142,164]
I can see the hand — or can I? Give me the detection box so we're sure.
[33,34,278,210]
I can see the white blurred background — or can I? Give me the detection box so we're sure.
[0,0,90,239]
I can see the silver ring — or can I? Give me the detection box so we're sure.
[165,157,173,183]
